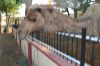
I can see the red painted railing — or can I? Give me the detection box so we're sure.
[12,27,90,66]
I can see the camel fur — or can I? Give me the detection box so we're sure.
[18,4,100,38]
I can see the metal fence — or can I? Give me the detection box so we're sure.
[12,19,100,66]
[29,28,100,66]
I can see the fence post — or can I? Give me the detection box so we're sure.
[28,42,32,66]
[80,28,86,66]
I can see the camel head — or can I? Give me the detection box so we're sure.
[17,4,100,39]
[17,4,54,39]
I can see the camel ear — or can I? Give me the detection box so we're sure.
[35,8,42,13]
[25,9,29,17]
[47,8,53,13]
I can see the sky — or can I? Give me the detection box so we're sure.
[18,0,73,17]
[18,0,51,17]
[18,0,95,17]
[32,0,50,4]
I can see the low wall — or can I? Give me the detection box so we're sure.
[12,27,90,66]
[12,28,59,66]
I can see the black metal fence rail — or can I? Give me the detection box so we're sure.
[29,28,100,66]
[57,31,100,66]
[12,22,99,66]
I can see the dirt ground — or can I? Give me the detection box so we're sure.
[0,34,25,66]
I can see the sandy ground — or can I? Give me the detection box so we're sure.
[0,34,26,66]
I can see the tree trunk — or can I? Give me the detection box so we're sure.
[5,13,10,27]
[6,13,8,26]
[4,13,10,33]
[74,9,78,19]
[62,8,70,16]
[0,13,1,34]
[26,0,32,9]
[65,8,70,16]
[95,0,100,3]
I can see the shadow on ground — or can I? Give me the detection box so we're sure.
[0,33,27,66]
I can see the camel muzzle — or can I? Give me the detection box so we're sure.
[17,29,28,40]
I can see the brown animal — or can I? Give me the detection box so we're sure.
[18,4,100,39]
[78,4,100,36]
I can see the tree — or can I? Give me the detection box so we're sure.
[53,0,70,16]
[0,0,20,14]
[53,0,82,18]
[53,0,93,18]
[0,0,20,33]
[78,0,93,15]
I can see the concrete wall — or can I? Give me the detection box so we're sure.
[12,27,90,66]
[12,28,58,66]
[31,45,57,66]
[20,39,58,66]
[21,39,28,59]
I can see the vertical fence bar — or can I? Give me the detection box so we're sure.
[39,32,41,41]
[98,38,100,66]
[57,32,59,50]
[62,33,65,58]
[45,32,48,43]
[41,32,43,41]
[98,40,100,66]
[90,42,95,66]
[71,33,75,63]
[67,33,70,55]
[80,28,86,66]
[39,31,41,41]
[75,38,79,66]
[99,51,100,66]
[47,33,50,47]
[28,42,32,66]
[72,33,75,57]
[60,32,62,51]
[31,32,34,41]
[42,32,44,41]
[50,34,52,47]
[53,33,55,53]
[47,34,49,45]
[63,33,66,53]
[37,32,39,40]
[76,38,78,59]
[53,33,55,48]
[36,32,38,39]
[49,35,51,46]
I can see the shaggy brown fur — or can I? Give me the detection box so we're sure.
[18,4,100,38]
[78,4,100,36]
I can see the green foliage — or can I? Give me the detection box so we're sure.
[53,0,94,17]
[0,0,21,14]
[78,0,91,14]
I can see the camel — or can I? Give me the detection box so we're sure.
[77,4,100,36]
[17,4,100,39]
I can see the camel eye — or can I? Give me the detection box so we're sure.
[28,16,36,22]
[32,18,36,22]
[35,8,41,13]
[47,8,53,13]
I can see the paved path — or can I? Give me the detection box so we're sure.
[0,34,25,66]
